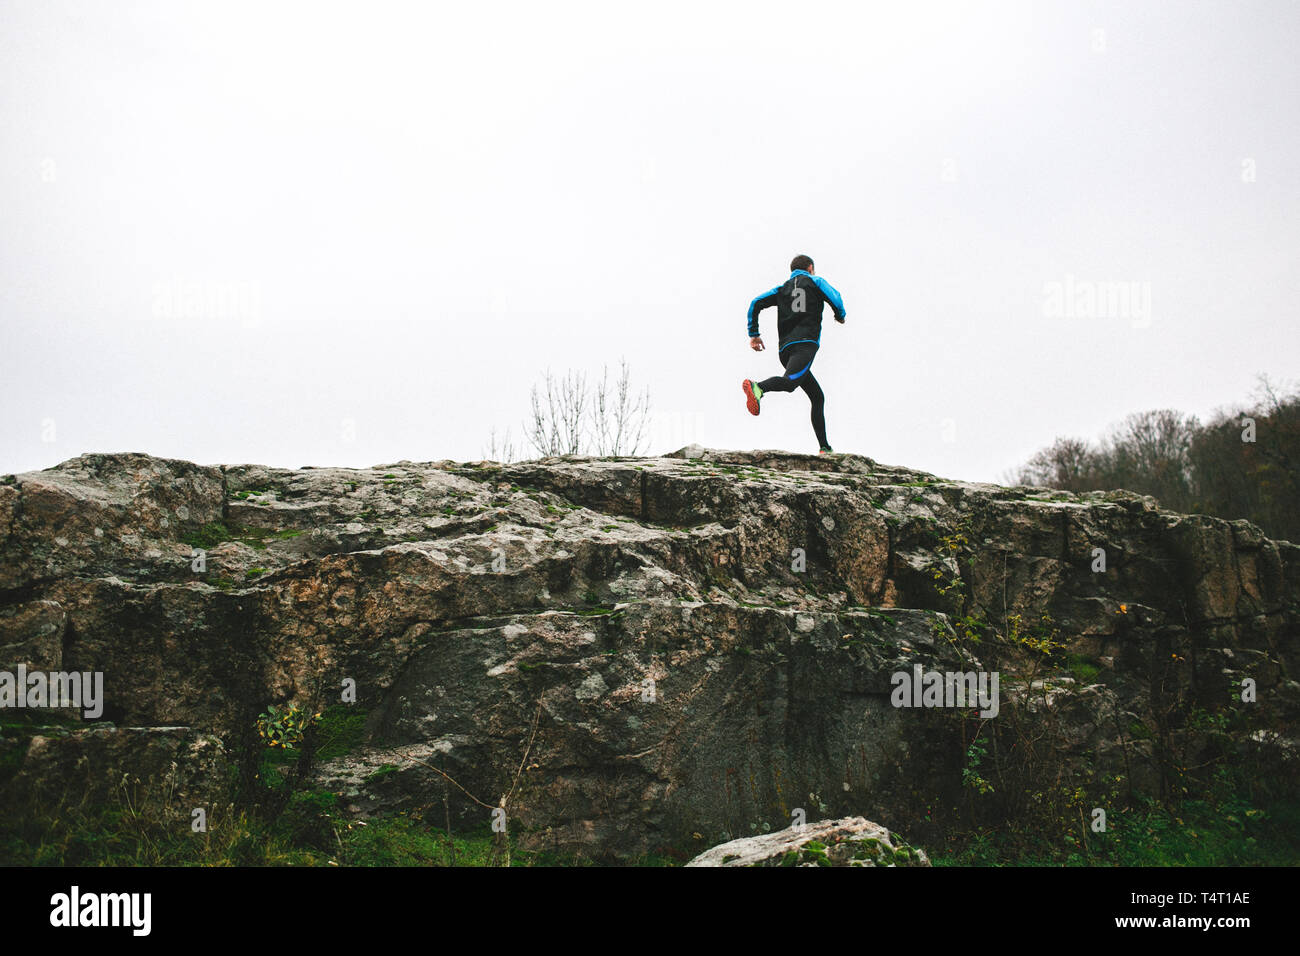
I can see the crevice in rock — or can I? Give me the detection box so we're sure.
[0,579,53,609]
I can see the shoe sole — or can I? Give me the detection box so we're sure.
[743,380,760,416]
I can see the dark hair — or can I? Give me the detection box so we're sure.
[790,254,814,272]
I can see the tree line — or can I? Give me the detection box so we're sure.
[1010,376,1300,543]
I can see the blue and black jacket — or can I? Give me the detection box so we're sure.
[746,269,846,351]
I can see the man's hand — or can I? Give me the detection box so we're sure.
[750,336,765,351]
[835,315,846,324]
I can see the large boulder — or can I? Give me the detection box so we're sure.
[1,448,1296,859]
[687,816,929,867]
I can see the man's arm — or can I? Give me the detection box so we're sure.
[812,276,846,322]
[747,286,781,337]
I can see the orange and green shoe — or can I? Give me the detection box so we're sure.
[743,379,762,416]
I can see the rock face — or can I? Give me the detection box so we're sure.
[1,449,1297,858]
[687,816,929,866]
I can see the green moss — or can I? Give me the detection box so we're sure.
[799,840,832,867]
[238,527,305,549]
[232,484,278,501]
[0,712,85,784]
[182,522,305,551]
[181,521,232,549]
[314,706,368,760]
[1066,654,1101,684]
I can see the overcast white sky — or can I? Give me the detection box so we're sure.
[2,0,1297,481]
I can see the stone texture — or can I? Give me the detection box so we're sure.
[1,448,1296,858]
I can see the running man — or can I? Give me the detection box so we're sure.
[743,254,846,453]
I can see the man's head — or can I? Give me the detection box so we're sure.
[790,254,814,274]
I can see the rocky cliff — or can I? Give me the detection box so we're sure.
[2,447,1297,860]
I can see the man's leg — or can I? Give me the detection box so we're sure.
[799,370,830,450]
[744,343,818,417]
[757,344,818,394]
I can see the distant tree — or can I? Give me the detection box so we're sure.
[1104,409,1198,511]
[526,369,590,457]
[590,359,651,457]
[488,360,652,461]
[1187,375,1300,540]
[1012,437,1098,491]
[483,425,517,463]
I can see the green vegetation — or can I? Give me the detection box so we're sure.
[181,521,232,549]
[899,517,1300,869]
[574,606,619,617]
[0,786,667,866]
[181,521,305,551]
[313,705,369,760]
[3,701,662,866]
[1065,653,1101,684]
[257,703,316,749]
[0,712,84,786]
[768,834,925,867]
[232,484,278,500]
[934,769,1300,867]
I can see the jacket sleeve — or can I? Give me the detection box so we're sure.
[812,276,846,321]
[747,286,781,337]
